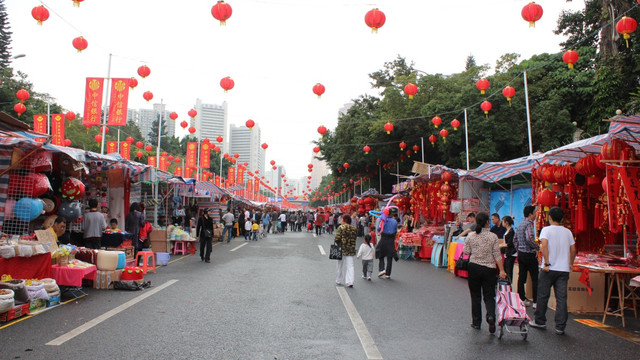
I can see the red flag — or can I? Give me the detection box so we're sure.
[186,142,197,168]
[200,142,211,168]
[579,268,592,296]
[51,114,65,146]
[227,167,235,186]
[107,78,130,126]
[120,141,131,160]
[83,77,104,127]
[620,166,640,239]
[106,141,118,154]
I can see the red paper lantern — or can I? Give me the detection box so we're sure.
[211,1,233,25]
[475,78,490,94]
[480,101,492,118]
[72,36,88,52]
[562,50,579,69]
[537,189,556,209]
[100,126,109,134]
[432,116,442,128]
[399,141,406,151]
[502,86,516,106]
[137,65,151,78]
[412,144,420,153]
[145,145,152,152]
[406,149,413,158]
[261,143,268,150]
[246,119,255,130]
[188,126,196,134]
[65,111,76,123]
[64,139,72,147]
[601,138,633,161]
[442,171,452,183]
[94,134,102,143]
[272,166,277,170]
[317,125,327,136]
[169,112,178,121]
[270,160,276,166]
[450,118,460,130]
[168,155,174,161]
[214,146,220,153]
[187,109,197,119]
[521,2,543,28]
[428,135,437,147]
[16,89,29,103]
[364,8,386,33]
[313,83,325,98]
[343,162,350,169]
[404,83,418,99]
[440,129,449,143]
[32,5,50,25]
[363,145,371,154]
[180,121,188,129]
[143,91,153,102]
[13,103,26,116]
[575,155,603,177]
[216,136,223,143]
[616,16,637,48]
[220,76,234,92]
[233,153,239,159]
[308,164,313,168]
[313,146,320,154]
[129,77,138,89]
[383,122,394,134]
[136,151,143,159]
[174,158,181,163]
[136,141,143,148]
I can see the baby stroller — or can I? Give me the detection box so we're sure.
[496,278,529,340]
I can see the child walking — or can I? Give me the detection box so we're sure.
[251,220,260,241]
[244,219,253,241]
[356,234,376,281]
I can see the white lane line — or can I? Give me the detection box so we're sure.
[46,279,179,346]
[230,243,248,252]
[336,287,383,360]
[318,245,326,256]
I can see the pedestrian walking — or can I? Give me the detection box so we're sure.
[244,218,252,240]
[315,211,325,236]
[251,220,260,241]
[278,212,287,233]
[197,208,214,263]
[463,212,507,333]
[327,213,335,234]
[357,234,375,281]
[296,211,304,232]
[335,214,357,287]
[261,212,270,238]
[376,211,399,279]
[529,207,576,335]
[221,209,234,243]
[501,216,516,285]
[515,205,539,307]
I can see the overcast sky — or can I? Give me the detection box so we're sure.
[7,0,585,179]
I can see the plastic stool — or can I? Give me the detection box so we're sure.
[135,251,156,274]
[173,241,187,255]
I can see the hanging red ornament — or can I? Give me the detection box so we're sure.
[313,83,325,98]
[94,134,102,143]
[180,121,188,129]
[480,101,492,118]
[399,141,406,151]
[404,83,418,99]
[169,112,178,121]
[187,109,197,119]
[616,16,637,48]
[317,125,327,136]
[64,139,72,147]
[100,126,109,134]
[216,136,223,143]
[343,163,350,169]
[406,149,413,158]
[261,143,268,150]
[136,141,143,149]
[174,157,181,164]
[16,89,29,103]
[313,146,320,154]
[126,136,134,144]
[432,116,442,128]
[562,50,579,69]
[364,8,386,33]
[72,0,84,7]
[412,144,420,153]
[188,126,196,134]
[136,151,143,159]
[145,145,152,152]
[440,129,449,143]
[32,6,50,25]
[475,78,490,94]
[521,2,543,28]
[143,91,153,102]
[220,76,234,92]
[137,65,151,78]
[211,1,233,25]
[502,86,516,106]
[233,153,239,159]
[363,145,371,154]
[72,36,88,52]
[270,160,276,166]
[65,111,76,123]
[450,119,460,130]
[428,135,436,147]
[129,77,138,89]
[384,122,394,134]
[13,103,26,117]
[246,119,255,130]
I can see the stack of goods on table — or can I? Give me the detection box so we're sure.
[167,225,192,242]
[0,274,57,322]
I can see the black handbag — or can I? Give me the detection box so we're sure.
[203,229,213,238]
[329,242,342,260]
[455,254,470,271]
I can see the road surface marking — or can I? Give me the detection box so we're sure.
[318,245,326,256]
[168,253,192,264]
[230,243,248,252]
[46,280,179,346]
[575,319,640,345]
[336,287,383,360]
[0,294,87,331]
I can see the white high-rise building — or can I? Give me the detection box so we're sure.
[310,156,329,190]
[127,104,175,143]
[229,124,265,178]
[194,99,227,152]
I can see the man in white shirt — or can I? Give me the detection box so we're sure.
[529,207,576,335]
[221,210,235,243]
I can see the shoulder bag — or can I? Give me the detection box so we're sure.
[329,242,342,260]
[455,253,470,271]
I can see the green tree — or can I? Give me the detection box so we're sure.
[0,0,12,70]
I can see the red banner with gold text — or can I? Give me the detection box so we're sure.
[33,114,47,143]
[107,141,118,154]
[247,179,253,200]
[120,141,131,160]
[148,156,156,166]
[185,167,194,179]
[227,167,235,187]
[51,114,65,146]
[200,142,211,168]
[186,142,197,169]
[174,167,182,176]
[254,177,260,194]
[619,166,640,239]
[107,78,130,126]
[83,77,104,127]
[159,155,168,171]
[237,166,244,186]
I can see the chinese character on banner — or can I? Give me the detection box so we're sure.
[215,176,221,187]
[51,114,65,146]
[620,166,640,239]
[186,142,197,168]
[33,114,47,143]
[174,166,182,176]
[159,155,168,171]
[254,177,260,194]
[107,78,130,126]
[237,166,244,185]
[120,141,131,160]
[227,167,235,187]
[200,142,211,168]
[107,141,118,154]
[247,179,253,200]
[83,77,105,127]
[202,172,209,182]
[148,156,156,166]
[185,167,194,178]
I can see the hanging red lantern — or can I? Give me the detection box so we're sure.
[429,135,437,147]
[174,157,181,164]
[317,125,327,136]
[137,65,151,78]
[450,119,460,130]
[442,171,452,183]
[203,138,210,143]
[233,153,239,159]
[576,155,603,177]
[161,152,167,157]
[180,121,188,129]
[143,91,153,102]
[136,141,143,149]
[475,78,490,94]
[502,86,516,106]
[343,163,350,169]
[94,134,102,143]
[480,101,492,118]
[187,109,197,119]
[16,89,29,103]
[145,145,152,152]
[129,77,138,89]
[188,126,196,134]
[169,112,178,121]
[65,111,76,123]
[363,145,371,154]
[537,189,556,210]
[364,8,386,33]
[100,126,109,134]
[136,151,143,159]
[406,149,413,158]
[313,146,320,154]
[313,83,325,98]
[261,143,268,150]
[32,6,50,25]
[125,136,134,144]
[211,1,233,25]
[383,122,394,134]
[399,141,406,151]
[308,164,313,168]
[64,139,72,147]
[521,2,543,28]
[220,76,234,92]
[412,144,420,153]
[246,119,255,130]
[616,16,637,48]
[272,166,277,170]
[440,129,449,143]
[404,83,418,99]
[432,116,442,128]
[13,103,26,116]
[215,136,223,144]
[270,160,276,166]
[168,155,174,161]
[72,36,88,52]
[214,146,220,153]
[562,50,579,69]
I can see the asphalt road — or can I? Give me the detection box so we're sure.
[1,230,639,359]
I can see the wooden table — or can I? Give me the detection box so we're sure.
[578,265,640,327]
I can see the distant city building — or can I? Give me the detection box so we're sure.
[338,102,354,117]
[265,165,286,195]
[229,124,265,178]
[127,104,175,143]
[310,156,329,190]
[194,99,227,152]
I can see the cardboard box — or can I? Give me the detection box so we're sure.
[29,298,47,313]
[548,271,605,314]
[149,230,168,252]
[0,303,30,322]
[94,269,123,290]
